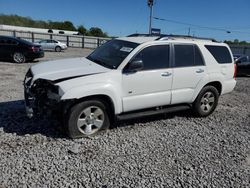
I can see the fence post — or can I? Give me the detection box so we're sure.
[31,32,34,42]
[243,47,247,55]
[97,38,100,47]
[13,30,16,37]
[67,36,69,47]
[82,37,85,48]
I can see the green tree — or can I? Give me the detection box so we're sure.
[77,25,87,35]
[0,14,109,37]
[88,27,108,37]
[234,39,239,44]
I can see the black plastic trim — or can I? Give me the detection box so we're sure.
[116,104,191,121]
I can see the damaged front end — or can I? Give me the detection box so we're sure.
[24,69,62,118]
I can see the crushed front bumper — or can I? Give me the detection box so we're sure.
[24,70,62,118]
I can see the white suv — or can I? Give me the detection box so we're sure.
[24,35,236,138]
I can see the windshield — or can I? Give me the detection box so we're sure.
[87,39,139,69]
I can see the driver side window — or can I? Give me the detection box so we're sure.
[132,45,170,70]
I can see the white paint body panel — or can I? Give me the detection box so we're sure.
[31,57,109,81]
[171,66,206,104]
[122,69,173,111]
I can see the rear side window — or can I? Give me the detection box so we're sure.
[174,44,204,67]
[205,45,232,64]
[0,38,5,44]
[134,45,170,70]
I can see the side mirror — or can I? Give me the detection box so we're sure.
[127,59,144,72]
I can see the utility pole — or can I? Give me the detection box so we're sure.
[188,27,191,36]
[147,0,154,35]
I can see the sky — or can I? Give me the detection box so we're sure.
[0,0,250,41]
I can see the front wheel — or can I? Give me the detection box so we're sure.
[55,46,61,52]
[65,100,110,138]
[193,86,219,117]
[13,52,26,63]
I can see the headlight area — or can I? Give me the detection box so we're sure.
[25,78,62,116]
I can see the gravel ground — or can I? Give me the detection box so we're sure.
[0,49,249,187]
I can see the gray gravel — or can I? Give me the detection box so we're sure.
[0,49,249,187]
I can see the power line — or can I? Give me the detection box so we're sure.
[153,17,250,35]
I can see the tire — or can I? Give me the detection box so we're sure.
[193,86,219,117]
[65,100,110,138]
[55,46,61,52]
[13,52,26,63]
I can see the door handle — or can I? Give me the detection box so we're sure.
[196,69,204,73]
[161,72,172,77]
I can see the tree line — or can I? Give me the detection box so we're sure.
[0,14,108,37]
[224,39,250,46]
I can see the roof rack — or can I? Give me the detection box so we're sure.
[127,33,160,37]
[157,35,217,42]
[127,33,217,42]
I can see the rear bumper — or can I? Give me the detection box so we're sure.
[222,79,237,95]
[25,51,44,60]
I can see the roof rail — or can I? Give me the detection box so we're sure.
[157,35,217,42]
[127,33,217,42]
[127,33,161,37]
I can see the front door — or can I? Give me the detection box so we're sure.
[122,44,173,112]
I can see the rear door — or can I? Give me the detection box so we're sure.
[0,38,6,59]
[171,44,206,104]
[0,38,18,60]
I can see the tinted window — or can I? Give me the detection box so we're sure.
[194,45,204,66]
[174,45,194,67]
[6,39,18,45]
[174,44,204,67]
[238,56,248,63]
[205,45,232,64]
[133,45,169,70]
[0,38,6,44]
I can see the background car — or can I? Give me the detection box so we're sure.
[36,39,67,52]
[0,36,44,63]
[235,55,250,76]
[233,54,242,61]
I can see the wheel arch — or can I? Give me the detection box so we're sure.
[62,94,116,121]
[192,80,223,102]
[204,81,222,95]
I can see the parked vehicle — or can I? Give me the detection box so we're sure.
[233,54,242,61]
[235,55,250,76]
[24,35,236,138]
[36,40,67,52]
[0,36,44,63]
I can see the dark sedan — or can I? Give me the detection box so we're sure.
[0,36,44,63]
[235,55,250,76]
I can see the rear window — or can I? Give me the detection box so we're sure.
[205,45,232,64]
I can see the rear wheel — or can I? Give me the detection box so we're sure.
[193,86,219,117]
[65,100,110,138]
[13,52,26,63]
[55,46,61,52]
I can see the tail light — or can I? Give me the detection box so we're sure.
[234,63,237,79]
[30,46,40,52]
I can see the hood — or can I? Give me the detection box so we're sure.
[31,57,110,81]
